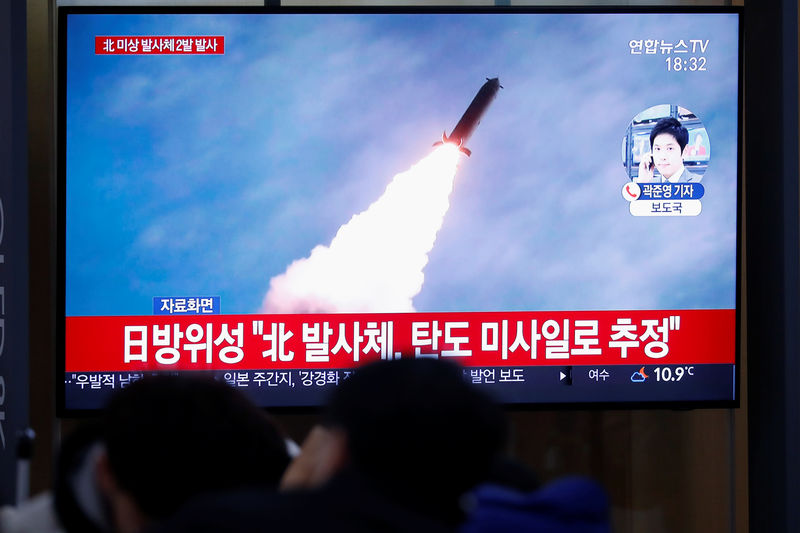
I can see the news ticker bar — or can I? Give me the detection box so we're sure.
[64,364,736,410]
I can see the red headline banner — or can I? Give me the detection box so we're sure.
[65,309,736,372]
[95,36,224,55]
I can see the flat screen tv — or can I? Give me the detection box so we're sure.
[58,6,741,412]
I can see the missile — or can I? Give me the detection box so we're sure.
[434,77,502,157]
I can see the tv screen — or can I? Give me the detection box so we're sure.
[58,7,741,411]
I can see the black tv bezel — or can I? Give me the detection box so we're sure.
[55,5,743,417]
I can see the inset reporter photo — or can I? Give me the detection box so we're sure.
[621,104,710,183]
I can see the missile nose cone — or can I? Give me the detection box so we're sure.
[485,77,502,90]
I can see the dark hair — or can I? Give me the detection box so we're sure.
[324,358,508,522]
[649,117,689,152]
[102,375,291,520]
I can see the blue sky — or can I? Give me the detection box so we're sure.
[65,12,740,316]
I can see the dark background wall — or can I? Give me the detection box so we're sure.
[744,0,800,531]
[26,0,56,506]
[0,0,30,507]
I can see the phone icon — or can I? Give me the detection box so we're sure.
[622,182,641,202]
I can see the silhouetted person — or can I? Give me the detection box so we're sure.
[54,375,291,533]
[153,358,509,532]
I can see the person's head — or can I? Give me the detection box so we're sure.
[649,117,689,179]
[96,375,291,533]
[320,358,508,522]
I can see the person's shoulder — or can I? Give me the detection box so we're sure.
[462,477,611,533]
[0,494,65,533]
[146,488,297,533]
[149,476,455,533]
[682,169,702,182]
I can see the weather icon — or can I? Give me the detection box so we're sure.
[630,367,649,383]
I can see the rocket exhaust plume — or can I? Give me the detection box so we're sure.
[261,144,462,313]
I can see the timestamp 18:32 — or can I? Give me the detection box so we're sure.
[666,56,707,71]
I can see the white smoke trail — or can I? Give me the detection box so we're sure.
[260,144,462,313]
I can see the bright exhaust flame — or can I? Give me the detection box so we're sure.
[260,144,462,313]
